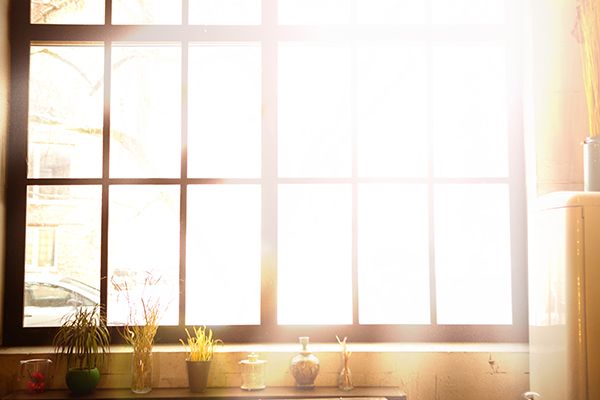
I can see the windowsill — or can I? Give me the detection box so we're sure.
[0,342,528,355]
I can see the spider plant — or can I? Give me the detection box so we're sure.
[53,305,110,370]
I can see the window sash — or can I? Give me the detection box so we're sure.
[3,0,527,345]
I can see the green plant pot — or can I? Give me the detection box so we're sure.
[65,367,100,395]
[186,360,211,393]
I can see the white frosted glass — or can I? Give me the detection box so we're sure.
[188,44,261,178]
[112,0,181,24]
[434,184,512,325]
[29,46,104,179]
[186,185,261,325]
[278,44,352,178]
[357,43,428,177]
[432,0,505,24]
[278,185,352,324]
[107,185,180,326]
[358,184,430,324]
[111,46,181,178]
[189,0,260,25]
[278,0,351,25]
[432,44,508,178]
[357,0,426,25]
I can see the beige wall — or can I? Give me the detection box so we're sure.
[526,0,587,195]
[0,344,529,399]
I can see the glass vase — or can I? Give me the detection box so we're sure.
[131,349,152,394]
[290,336,320,389]
[338,366,353,391]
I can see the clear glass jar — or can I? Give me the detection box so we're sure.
[239,353,266,390]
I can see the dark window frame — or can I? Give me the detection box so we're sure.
[4,0,528,346]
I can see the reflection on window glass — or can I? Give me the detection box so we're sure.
[31,0,104,24]
[24,185,101,327]
[186,185,261,325]
[111,45,181,178]
[188,44,261,178]
[189,0,260,25]
[107,185,179,326]
[434,184,512,325]
[431,0,505,24]
[278,184,352,325]
[357,42,428,177]
[278,0,351,25]
[278,44,352,178]
[112,0,182,24]
[432,44,508,178]
[358,184,430,324]
[29,46,104,179]
[357,0,426,25]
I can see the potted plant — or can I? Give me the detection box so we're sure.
[180,326,222,393]
[53,305,110,395]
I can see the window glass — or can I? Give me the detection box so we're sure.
[112,0,182,24]
[278,0,351,25]
[432,0,505,24]
[357,42,428,177]
[107,185,180,326]
[432,44,508,178]
[186,185,261,325]
[434,184,512,325]
[358,184,430,324]
[278,44,353,178]
[24,185,102,327]
[29,45,104,179]
[111,45,181,178]
[31,0,104,24]
[189,0,261,25]
[357,0,426,25]
[278,184,353,325]
[188,44,261,178]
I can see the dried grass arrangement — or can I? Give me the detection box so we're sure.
[180,326,223,362]
[575,0,600,137]
[336,335,353,391]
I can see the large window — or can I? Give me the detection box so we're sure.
[4,0,526,345]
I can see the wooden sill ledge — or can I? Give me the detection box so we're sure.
[4,387,406,400]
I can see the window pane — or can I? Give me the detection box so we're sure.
[278,184,352,325]
[434,184,512,325]
[31,0,104,24]
[112,0,182,24]
[107,186,180,326]
[186,185,261,325]
[29,46,104,179]
[357,0,426,25]
[358,184,430,324]
[432,44,508,178]
[357,43,428,177]
[278,0,351,25]
[278,44,352,177]
[24,185,101,327]
[111,45,181,178]
[188,44,261,178]
[189,0,261,25]
[432,0,505,24]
